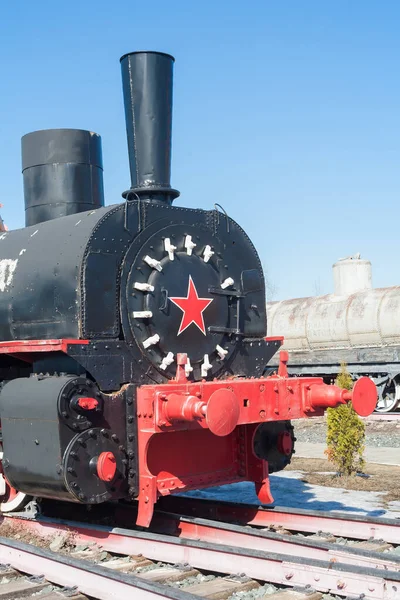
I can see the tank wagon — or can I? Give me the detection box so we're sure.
[267,255,399,412]
[0,52,376,526]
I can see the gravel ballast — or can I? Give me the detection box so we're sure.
[294,416,400,448]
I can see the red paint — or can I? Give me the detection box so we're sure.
[162,393,206,423]
[350,377,378,417]
[135,348,377,527]
[174,353,190,383]
[170,276,213,335]
[277,350,289,377]
[96,452,117,482]
[205,389,240,436]
[277,431,293,456]
[77,397,99,411]
[0,339,88,355]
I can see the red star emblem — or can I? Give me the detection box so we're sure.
[170,276,213,336]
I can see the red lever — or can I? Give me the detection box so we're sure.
[277,350,289,377]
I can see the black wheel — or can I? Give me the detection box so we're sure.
[252,421,295,473]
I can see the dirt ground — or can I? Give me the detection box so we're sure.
[0,520,76,550]
[286,457,400,503]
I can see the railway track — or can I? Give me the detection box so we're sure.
[0,497,398,599]
[369,412,400,421]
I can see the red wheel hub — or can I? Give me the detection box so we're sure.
[277,431,293,456]
[96,452,117,482]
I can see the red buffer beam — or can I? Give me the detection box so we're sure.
[136,351,377,526]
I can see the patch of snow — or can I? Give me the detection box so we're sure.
[181,470,400,520]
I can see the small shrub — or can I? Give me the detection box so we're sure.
[325,363,366,475]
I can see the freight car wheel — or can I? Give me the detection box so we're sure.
[375,380,400,413]
[0,452,29,512]
[252,421,295,473]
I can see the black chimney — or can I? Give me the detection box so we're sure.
[22,129,104,227]
[120,51,179,203]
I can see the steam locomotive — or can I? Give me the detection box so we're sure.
[0,51,376,526]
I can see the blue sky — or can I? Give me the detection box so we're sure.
[0,1,399,300]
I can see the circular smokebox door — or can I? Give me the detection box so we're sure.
[125,224,237,380]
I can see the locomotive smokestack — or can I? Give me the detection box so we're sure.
[120,51,179,203]
[22,129,104,227]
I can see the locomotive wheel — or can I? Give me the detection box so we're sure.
[375,380,400,413]
[252,421,295,473]
[0,451,29,512]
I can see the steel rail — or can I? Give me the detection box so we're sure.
[368,414,400,420]
[0,534,194,600]
[3,515,399,599]
[150,510,400,572]
[158,496,400,543]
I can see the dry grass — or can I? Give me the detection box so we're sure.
[286,457,400,503]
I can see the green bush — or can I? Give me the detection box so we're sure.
[325,363,366,475]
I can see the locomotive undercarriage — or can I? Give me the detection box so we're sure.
[0,342,377,526]
[0,340,373,526]
[0,352,133,513]
[0,341,286,520]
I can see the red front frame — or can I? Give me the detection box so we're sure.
[134,352,354,526]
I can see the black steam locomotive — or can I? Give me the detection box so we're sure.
[0,52,375,525]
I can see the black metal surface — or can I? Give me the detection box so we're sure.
[84,252,119,335]
[63,427,127,503]
[57,376,103,433]
[120,51,179,202]
[22,129,104,226]
[57,198,272,387]
[0,375,87,499]
[125,384,138,498]
[119,200,271,381]
[0,205,111,341]
[0,375,129,503]
[252,421,294,473]
[124,220,234,380]
[79,202,136,339]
